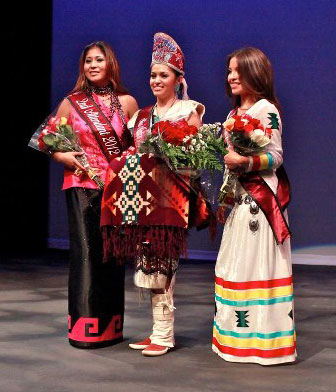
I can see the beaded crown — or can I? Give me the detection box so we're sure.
[151,32,185,75]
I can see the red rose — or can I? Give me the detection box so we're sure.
[250,118,261,128]
[234,119,245,130]
[43,125,52,134]
[154,120,198,146]
[243,124,254,133]
[152,120,171,136]
[47,117,60,132]
[37,134,47,150]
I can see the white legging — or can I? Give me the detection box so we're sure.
[149,276,176,348]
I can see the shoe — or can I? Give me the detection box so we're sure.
[142,343,169,356]
[129,338,151,350]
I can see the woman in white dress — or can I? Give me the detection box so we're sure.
[212,47,296,365]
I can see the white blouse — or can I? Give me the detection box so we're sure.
[128,99,205,151]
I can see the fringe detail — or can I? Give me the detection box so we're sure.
[102,225,187,264]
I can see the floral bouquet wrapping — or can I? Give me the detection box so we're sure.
[37,116,104,189]
[138,119,227,175]
[218,114,272,204]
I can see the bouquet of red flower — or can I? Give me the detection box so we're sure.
[225,114,272,154]
[218,114,272,204]
[37,116,104,189]
[138,119,226,174]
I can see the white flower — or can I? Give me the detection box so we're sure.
[191,139,196,145]
[189,146,194,152]
[167,143,172,148]
[198,134,203,139]
[196,145,201,151]
[182,146,186,152]
[201,146,206,151]
[250,129,270,147]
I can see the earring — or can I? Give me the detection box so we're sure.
[174,83,180,94]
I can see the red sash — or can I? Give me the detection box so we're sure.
[133,106,153,139]
[67,91,123,162]
[239,166,291,244]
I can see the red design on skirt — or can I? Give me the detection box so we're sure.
[68,315,122,342]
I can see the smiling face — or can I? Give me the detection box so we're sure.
[227,56,248,97]
[84,47,108,86]
[150,64,182,100]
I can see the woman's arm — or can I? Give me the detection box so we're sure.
[246,105,283,172]
[55,99,71,118]
[119,95,139,119]
[187,101,205,127]
[52,99,86,171]
[225,101,283,172]
[187,112,202,128]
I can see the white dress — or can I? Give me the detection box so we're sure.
[212,99,297,365]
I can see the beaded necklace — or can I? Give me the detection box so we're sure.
[88,84,127,128]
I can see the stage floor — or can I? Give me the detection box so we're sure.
[0,251,335,392]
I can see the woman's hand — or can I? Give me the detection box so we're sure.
[52,152,86,172]
[224,150,249,171]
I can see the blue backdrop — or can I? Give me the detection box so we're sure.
[49,0,336,252]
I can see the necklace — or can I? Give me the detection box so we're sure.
[155,97,177,119]
[239,99,258,111]
[90,84,112,96]
[89,84,127,128]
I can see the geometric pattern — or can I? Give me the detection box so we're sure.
[101,152,192,229]
[116,154,149,224]
[267,112,280,130]
[235,310,249,327]
[152,32,185,75]
[213,276,296,363]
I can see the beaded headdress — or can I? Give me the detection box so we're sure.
[151,32,185,75]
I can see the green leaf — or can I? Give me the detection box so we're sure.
[43,134,57,147]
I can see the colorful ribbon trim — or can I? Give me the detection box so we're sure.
[215,276,293,290]
[251,153,274,171]
[213,329,295,349]
[215,294,293,307]
[212,336,296,358]
[215,285,293,301]
[213,321,295,339]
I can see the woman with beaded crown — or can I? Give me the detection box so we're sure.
[101,32,210,356]
[29,41,138,348]
[212,47,296,365]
